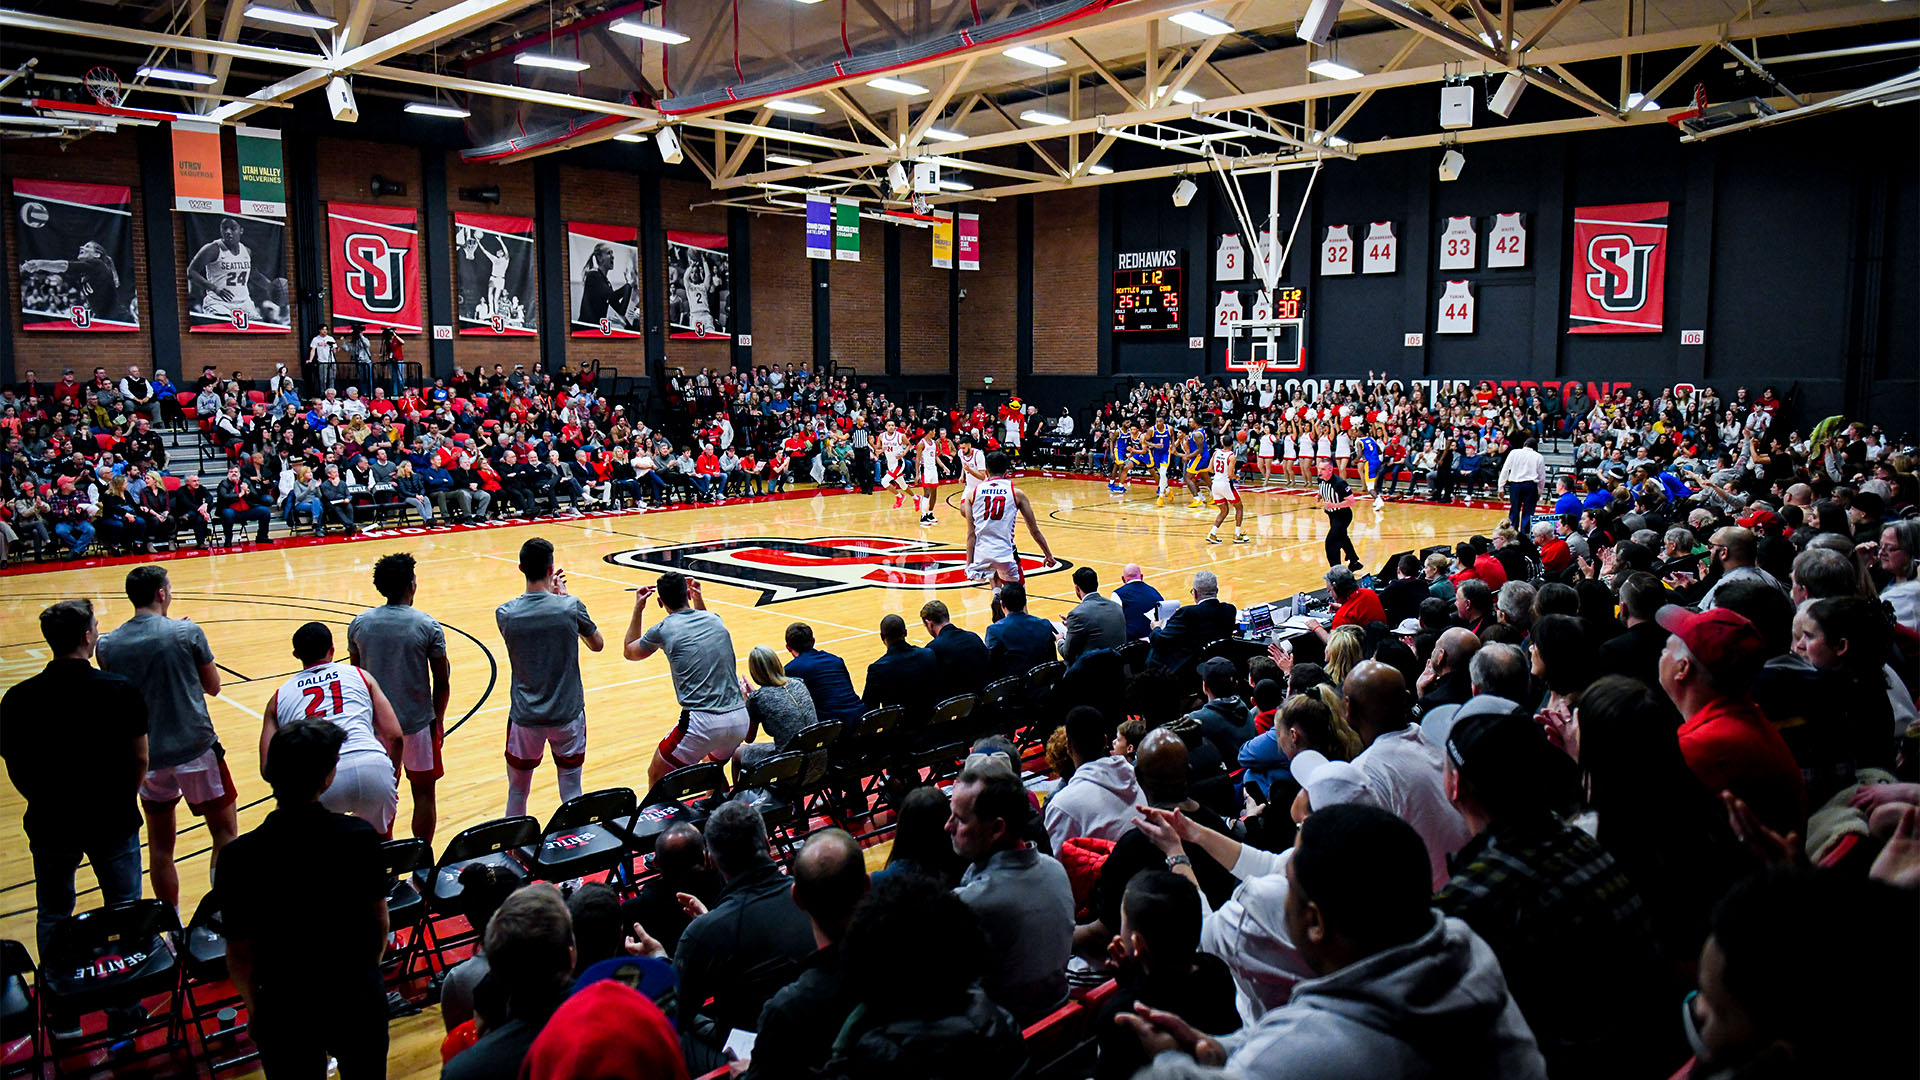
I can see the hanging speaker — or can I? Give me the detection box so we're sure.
[656,126,683,165]
[369,174,406,198]
[326,76,358,123]
[1438,149,1465,182]
[459,185,501,205]
[1297,0,1344,46]
[1490,72,1527,118]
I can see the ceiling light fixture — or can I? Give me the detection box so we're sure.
[1626,92,1661,111]
[514,53,590,72]
[614,132,649,143]
[1004,46,1067,69]
[243,5,339,29]
[608,19,689,44]
[405,102,471,118]
[765,99,825,115]
[923,126,966,142]
[764,153,810,166]
[137,66,217,85]
[1307,58,1362,80]
[1087,163,1114,175]
[936,179,973,191]
[1169,11,1235,35]
[867,77,927,95]
[1019,108,1069,125]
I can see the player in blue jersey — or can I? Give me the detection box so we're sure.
[1181,425,1212,508]
[1148,420,1175,506]
[1357,425,1385,510]
[1109,427,1132,494]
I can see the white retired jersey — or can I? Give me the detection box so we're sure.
[1438,216,1477,270]
[1437,280,1476,334]
[1362,222,1398,274]
[1321,225,1354,276]
[274,661,385,759]
[1488,213,1527,267]
[1256,230,1279,281]
[971,476,1018,562]
[1248,289,1273,322]
[1215,234,1246,281]
[1212,290,1243,338]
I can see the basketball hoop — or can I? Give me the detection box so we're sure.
[84,67,126,108]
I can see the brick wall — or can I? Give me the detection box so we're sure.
[657,178,731,375]
[956,200,1017,391]
[3,131,153,379]
[444,153,538,372]
[1031,188,1098,375]
[897,226,951,375]
[316,135,426,379]
[557,164,643,376]
[748,212,812,372]
[827,222,883,374]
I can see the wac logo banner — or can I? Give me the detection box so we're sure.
[327,201,423,333]
[1568,202,1668,334]
[606,536,1070,606]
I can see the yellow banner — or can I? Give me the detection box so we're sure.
[931,211,954,269]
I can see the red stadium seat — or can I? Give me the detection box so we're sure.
[163,476,182,492]
[246,390,268,405]
[93,434,117,452]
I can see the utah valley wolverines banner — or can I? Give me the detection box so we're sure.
[568,222,642,338]
[666,230,731,340]
[327,202,422,334]
[184,200,291,333]
[12,179,140,331]
[455,212,537,336]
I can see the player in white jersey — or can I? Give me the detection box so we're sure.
[957,436,988,502]
[915,433,941,525]
[480,234,513,320]
[1206,446,1249,544]
[877,420,911,507]
[966,451,1056,601]
[187,217,266,324]
[262,622,403,834]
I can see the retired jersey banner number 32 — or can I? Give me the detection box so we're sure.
[1568,201,1668,334]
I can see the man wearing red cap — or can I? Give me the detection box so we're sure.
[1656,605,1806,835]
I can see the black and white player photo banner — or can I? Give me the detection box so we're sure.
[568,222,642,338]
[454,212,537,336]
[183,204,291,333]
[11,178,140,332]
[666,230,731,341]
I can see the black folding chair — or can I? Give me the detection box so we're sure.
[778,721,845,830]
[1115,640,1150,677]
[413,817,537,971]
[180,895,254,1074]
[611,763,728,877]
[730,751,809,860]
[1015,661,1068,748]
[378,837,436,988]
[39,900,188,1071]
[1,940,40,1079]
[914,694,980,780]
[518,788,638,886]
[827,706,902,829]
[972,676,1025,741]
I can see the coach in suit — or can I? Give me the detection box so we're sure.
[920,600,989,702]
[783,621,867,726]
[863,614,940,721]
[1146,570,1238,677]
[984,582,1058,678]
[1060,567,1127,664]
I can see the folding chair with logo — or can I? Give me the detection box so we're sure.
[412,817,537,972]
[517,788,637,887]
[2,940,40,1078]
[179,895,255,1074]
[377,838,436,989]
[611,763,728,883]
[39,900,189,1072]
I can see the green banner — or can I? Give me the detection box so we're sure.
[834,197,860,262]
[236,126,285,217]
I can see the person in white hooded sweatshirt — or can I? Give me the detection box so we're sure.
[1043,706,1143,853]
[1118,804,1547,1080]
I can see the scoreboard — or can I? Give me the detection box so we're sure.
[1112,249,1184,332]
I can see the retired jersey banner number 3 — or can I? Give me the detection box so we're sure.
[327,201,422,335]
[1568,201,1668,334]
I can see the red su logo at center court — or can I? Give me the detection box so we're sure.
[606,536,1068,606]
[1568,201,1669,334]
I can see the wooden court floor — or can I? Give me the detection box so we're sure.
[0,475,1496,1074]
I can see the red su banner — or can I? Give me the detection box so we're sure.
[326,201,422,334]
[1567,201,1669,334]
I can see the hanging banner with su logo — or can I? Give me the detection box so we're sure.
[327,201,422,334]
[184,197,291,334]
[1568,201,1668,334]
[455,212,538,336]
[11,179,140,331]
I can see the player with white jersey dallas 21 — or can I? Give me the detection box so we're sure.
[262,622,403,834]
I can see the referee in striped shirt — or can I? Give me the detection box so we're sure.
[1318,460,1363,571]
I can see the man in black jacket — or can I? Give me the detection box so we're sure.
[1414,627,1479,718]
[217,465,272,545]
[1146,570,1236,678]
[1379,554,1431,626]
[863,613,940,721]
[920,600,989,703]
[669,799,815,1073]
[496,450,540,518]
[170,473,217,548]
[744,828,868,1080]
[1595,572,1669,690]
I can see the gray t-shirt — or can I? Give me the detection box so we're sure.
[97,611,216,769]
[640,608,744,714]
[495,591,597,727]
[348,603,448,735]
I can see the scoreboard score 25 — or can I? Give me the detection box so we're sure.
[1112,249,1184,332]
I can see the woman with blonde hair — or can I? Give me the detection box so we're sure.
[283,463,322,534]
[1322,624,1364,686]
[734,643,818,777]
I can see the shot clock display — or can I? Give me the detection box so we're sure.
[1113,249,1185,332]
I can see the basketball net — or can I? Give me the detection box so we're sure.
[84,66,126,108]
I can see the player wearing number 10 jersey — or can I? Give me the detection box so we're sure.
[263,622,403,835]
[966,451,1056,602]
